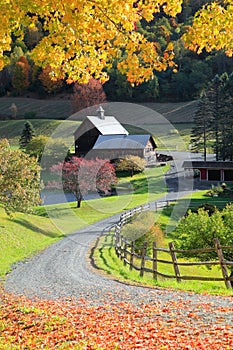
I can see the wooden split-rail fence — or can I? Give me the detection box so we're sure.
[110,202,233,289]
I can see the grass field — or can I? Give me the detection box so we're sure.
[39,165,169,235]
[0,96,195,150]
[0,119,81,147]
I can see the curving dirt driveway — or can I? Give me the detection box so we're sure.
[5,210,233,330]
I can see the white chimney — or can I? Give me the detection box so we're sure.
[97,105,105,119]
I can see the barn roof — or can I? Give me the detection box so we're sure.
[86,115,129,135]
[93,134,156,150]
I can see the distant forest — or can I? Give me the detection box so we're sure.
[1,0,233,103]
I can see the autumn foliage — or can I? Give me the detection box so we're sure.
[72,78,106,112]
[38,64,63,94]
[1,1,232,85]
[12,56,30,94]
[48,157,117,207]
[1,287,233,349]
[0,1,183,84]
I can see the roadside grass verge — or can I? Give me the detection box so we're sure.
[0,208,63,278]
[93,190,233,295]
[93,227,233,296]
[93,231,232,296]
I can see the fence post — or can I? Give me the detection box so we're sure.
[153,241,157,280]
[130,242,134,270]
[214,238,231,289]
[140,242,147,277]
[119,235,124,260]
[114,225,120,257]
[169,242,181,282]
[123,240,127,266]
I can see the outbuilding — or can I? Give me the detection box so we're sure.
[183,161,233,182]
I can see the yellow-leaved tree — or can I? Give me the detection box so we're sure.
[183,1,233,58]
[0,1,232,84]
[0,0,182,84]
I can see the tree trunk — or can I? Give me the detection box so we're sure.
[76,191,83,208]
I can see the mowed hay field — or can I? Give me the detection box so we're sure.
[0,97,73,119]
[0,97,196,147]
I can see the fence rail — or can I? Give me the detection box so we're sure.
[112,202,233,289]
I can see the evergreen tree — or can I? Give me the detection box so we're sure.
[19,121,35,149]
[218,74,233,160]
[191,73,233,161]
[191,93,212,161]
[207,74,227,161]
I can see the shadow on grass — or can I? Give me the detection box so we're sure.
[34,204,77,218]
[10,218,64,239]
[130,175,166,195]
[189,197,232,209]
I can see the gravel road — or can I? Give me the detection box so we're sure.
[5,205,233,328]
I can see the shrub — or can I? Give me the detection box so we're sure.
[192,203,217,216]
[205,185,224,197]
[175,205,233,265]
[121,211,164,255]
[116,155,146,177]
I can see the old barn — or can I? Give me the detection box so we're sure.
[74,106,157,162]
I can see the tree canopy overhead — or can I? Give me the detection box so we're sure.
[0,1,232,85]
[0,0,181,84]
[183,1,233,58]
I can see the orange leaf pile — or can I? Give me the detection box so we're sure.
[1,287,233,349]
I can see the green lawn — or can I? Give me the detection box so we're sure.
[0,165,168,278]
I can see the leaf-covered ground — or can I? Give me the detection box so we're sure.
[1,288,233,349]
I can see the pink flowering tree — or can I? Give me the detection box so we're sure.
[48,157,117,208]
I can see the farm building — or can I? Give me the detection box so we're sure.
[74,106,157,161]
[183,161,233,182]
[92,134,156,161]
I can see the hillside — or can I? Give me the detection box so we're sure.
[0,97,198,123]
[0,97,73,120]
